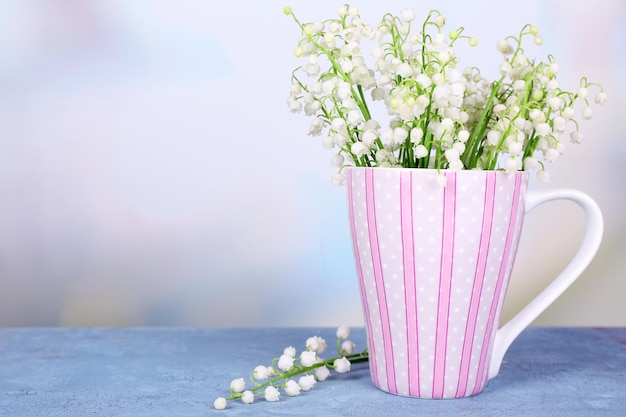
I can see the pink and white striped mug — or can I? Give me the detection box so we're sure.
[345,167,603,399]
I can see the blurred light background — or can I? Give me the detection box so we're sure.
[0,0,624,327]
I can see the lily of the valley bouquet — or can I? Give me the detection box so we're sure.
[286,4,605,187]
[213,4,605,409]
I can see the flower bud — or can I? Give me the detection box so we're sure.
[300,351,317,367]
[595,92,607,104]
[214,397,227,410]
[298,375,317,391]
[330,154,344,167]
[306,336,327,353]
[331,172,345,186]
[401,8,415,22]
[504,156,521,174]
[523,157,538,170]
[341,340,356,355]
[264,386,280,402]
[333,357,352,373]
[283,346,297,358]
[336,325,351,340]
[253,365,269,380]
[497,40,512,55]
[537,169,550,182]
[415,144,428,158]
[315,366,331,381]
[241,390,254,404]
[230,378,245,393]
[278,354,295,372]
[284,379,301,397]
[570,131,583,144]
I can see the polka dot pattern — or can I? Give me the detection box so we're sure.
[346,167,528,399]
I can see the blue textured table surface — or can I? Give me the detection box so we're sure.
[0,327,625,416]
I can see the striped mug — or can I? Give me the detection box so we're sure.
[345,167,603,399]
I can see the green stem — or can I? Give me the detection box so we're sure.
[287,12,370,123]
[356,85,372,121]
[226,349,369,401]
[462,75,505,168]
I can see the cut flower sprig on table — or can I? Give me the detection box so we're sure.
[285,4,605,186]
[213,326,368,409]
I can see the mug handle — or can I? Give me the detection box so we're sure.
[488,188,604,379]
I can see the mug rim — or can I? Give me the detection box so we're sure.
[344,166,530,177]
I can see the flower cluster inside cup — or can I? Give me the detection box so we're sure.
[285,5,606,186]
[213,325,367,409]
